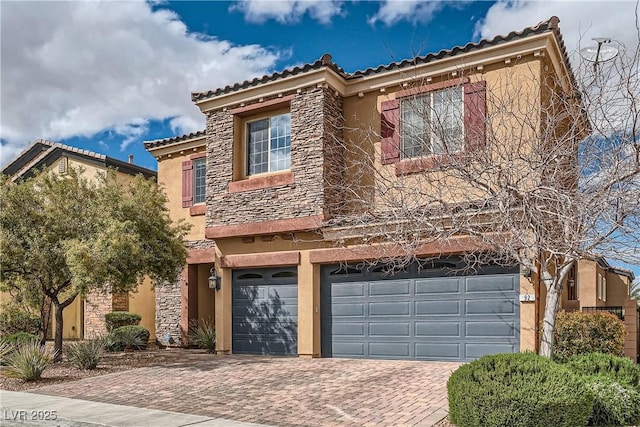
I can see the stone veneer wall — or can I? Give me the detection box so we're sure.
[320,88,345,219]
[154,239,214,347]
[155,270,183,346]
[84,290,113,339]
[205,87,344,227]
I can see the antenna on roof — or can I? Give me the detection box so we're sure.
[579,38,618,70]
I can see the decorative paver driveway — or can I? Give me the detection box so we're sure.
[32,353,460,426]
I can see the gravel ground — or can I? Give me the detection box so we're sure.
[0,346,193,392]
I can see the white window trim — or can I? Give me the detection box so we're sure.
[245,113,291,177]
[192,158,206,205]
[400,87,464,160]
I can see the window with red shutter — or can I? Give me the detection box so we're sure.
[182,160,193,207]
[382,80,487,169]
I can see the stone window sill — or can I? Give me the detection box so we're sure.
[228,171,295,193]
[189,204,206,216]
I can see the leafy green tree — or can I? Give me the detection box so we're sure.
[1,168,189,361]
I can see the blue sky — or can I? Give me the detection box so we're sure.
[1,1,639,278]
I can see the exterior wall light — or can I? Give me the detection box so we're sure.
[208,268,221,291]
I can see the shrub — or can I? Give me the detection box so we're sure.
[0,338,13,365]
[104,311,141,332]
[65,339,105,370]
[585,375,640,426]
[448,352,593,427]
[554,311,625,360]
[3,338,52,381]
[103,332,125,352]
[188,320,216,353]
[0,305,41,336]
[4,332,40,346]
[563,352,640,390]
[112,325,149,350]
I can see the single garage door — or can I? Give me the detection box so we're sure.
[232,268,298,356]
[321,260,519,361]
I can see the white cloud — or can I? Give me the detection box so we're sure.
[475,1,640,63]
[231,0,344,24]
[368,0,445,26]
[0,1,280,165]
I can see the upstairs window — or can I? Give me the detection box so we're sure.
[247,113,291,176]
[380,80,486,167]
[182,156,206,208]
[401,87,464,158]
[193,158,206,204]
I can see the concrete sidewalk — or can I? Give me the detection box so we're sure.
[0,391,270,427]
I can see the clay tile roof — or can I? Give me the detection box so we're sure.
[351,17,570,78]
[191,53,349,102]
[190,17,571,104]
[143,130,207,150]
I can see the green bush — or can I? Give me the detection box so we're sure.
[3,338,52,381]
[103,332,125,352]
[0,338,13,365]
[112,325,149,350]
[563,352,640,390]
[448,352,593,427]
[585,375,640,426]
[65,339,105,370]
[554,311,625,360]
[4,332,40,346]
[104,311,141,332]
[188,320,216,353]
[0,305,41,336]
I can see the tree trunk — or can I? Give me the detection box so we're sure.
[539,282,562,358]
[53,302,64,362]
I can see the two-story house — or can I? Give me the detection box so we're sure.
[146,17,637,361]
[2,140,158,341]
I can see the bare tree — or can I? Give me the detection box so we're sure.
[324,35,640,358]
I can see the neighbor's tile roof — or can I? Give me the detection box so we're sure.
[191,16,570,103]
[143,130,206,150]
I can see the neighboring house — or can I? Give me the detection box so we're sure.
[146,17,638,361]
[1,139,158,341]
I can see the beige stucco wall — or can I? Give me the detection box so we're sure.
[197,264,216,325]
[128,277,156,341]
[156,147,207,241]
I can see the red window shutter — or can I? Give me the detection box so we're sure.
[464,81,487,151]
[381,99,400,164]
[182,160,193,208]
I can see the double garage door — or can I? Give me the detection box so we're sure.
[232,262,520,361]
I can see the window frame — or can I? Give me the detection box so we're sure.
[245,111,292,177]
[400,86,465,160]
[192,157,206,205]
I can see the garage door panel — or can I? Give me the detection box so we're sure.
[415,343,460,359]
[466,299,516,315]
[466,343,517,359]
[369,280,410,296]
[466,321,516,337]
[369,322,410,336]
[333,302,365,316]
[466,275,516,293]
[233,286,266,301]
[415,321,460,337]
[416,300,460,315]
[332,282,365,297]
[269,285,297,300]
[415,278,461,294]
[233,320,268,335]
[332,322,366,336]
[369,301,411,316]
[333,341,365,356]
[369,342,410,357]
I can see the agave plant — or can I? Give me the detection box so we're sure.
[3,338,52,381]
[188,319,216,353]
[65,339,105,370]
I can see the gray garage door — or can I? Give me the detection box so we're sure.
[232,268,298,356]
[321,260,519,361]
